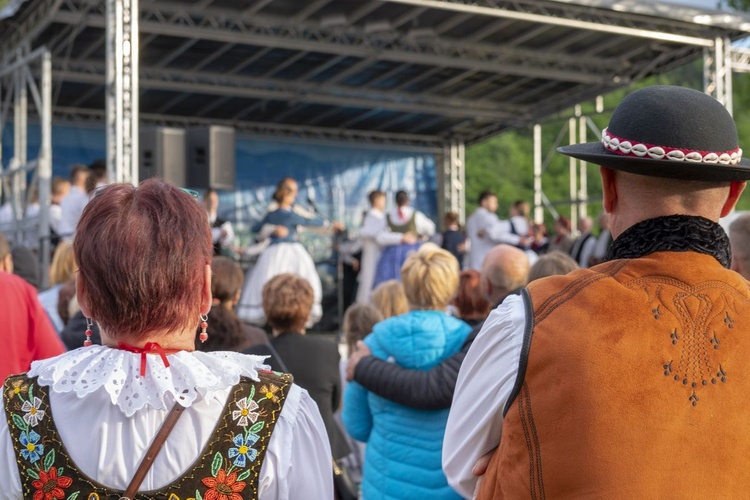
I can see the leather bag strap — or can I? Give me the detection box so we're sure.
[121,403,185,499]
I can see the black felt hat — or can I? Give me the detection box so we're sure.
[557,86,750,181]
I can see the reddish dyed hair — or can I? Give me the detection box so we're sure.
[452,269,490,321]
[74,179,212,340]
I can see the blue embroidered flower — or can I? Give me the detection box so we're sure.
[19,430,44,463]
[227,433,259,467]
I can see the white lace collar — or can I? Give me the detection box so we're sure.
[28,346,270,417]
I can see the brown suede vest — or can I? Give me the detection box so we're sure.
[479,251,750,499]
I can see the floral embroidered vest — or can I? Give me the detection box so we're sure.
[3,371,292,499]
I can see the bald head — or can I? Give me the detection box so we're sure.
[481,244,530,304]
[601,167,744,239]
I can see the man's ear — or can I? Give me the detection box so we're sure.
[600,167,618,214]
[201,264,212,315]
[721,181,746,218]
[76,275,92,318]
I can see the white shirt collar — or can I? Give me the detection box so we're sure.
[28,346,269,417]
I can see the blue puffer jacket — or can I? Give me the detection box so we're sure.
[343,310,471,500]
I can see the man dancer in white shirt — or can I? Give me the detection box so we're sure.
[466,191,529,270]
[58,164,90,241]
[355,190,388,303]
[203,188,235,256]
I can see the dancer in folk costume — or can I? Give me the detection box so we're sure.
[355,190,388,304]
[238,178,342,326]
[372,190,435,288]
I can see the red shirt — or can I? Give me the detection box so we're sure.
[0,272,65,382]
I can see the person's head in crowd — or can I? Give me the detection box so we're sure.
[395,190,410,208]
[729,213,750,279]
[511,200,530,219]
[452,269,490,322]
[578,216,593,234]
[401,244,460,311]
[342,303,383,357]
[528,251,579,282]
[51,177,71,205]
[48,241,77,287]
[0,234,12,273]
[262,273,313,334]
[85,161,108,195]
[69,164,89,190]
[273,177,299,207]
[481,244,530,305]
[478,190,498,213]
[12,246,39,289]
[369,190,386,212]
[203,188,219,216]
[554,215,571,235]
[211,256,244,308]
[57,276,78,326]
[532,223,548,239]
[197,257,253,352]
[74,179,213,345]
[444,212,460,230]
[371,280,409,319]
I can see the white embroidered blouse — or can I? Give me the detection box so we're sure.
[0,346,333,498]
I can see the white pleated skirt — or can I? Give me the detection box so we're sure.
[237,242,323,327]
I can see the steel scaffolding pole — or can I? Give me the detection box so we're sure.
[438,140,466,226]
[0,47,53,285]
[533,123,543,224]
[704,36,733,115]
[106,0,139,185]
[568,117,578,232]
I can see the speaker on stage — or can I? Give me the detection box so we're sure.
[139,127,187,186]
[187,126,235,190]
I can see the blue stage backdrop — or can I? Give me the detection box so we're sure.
[3,123,437,260]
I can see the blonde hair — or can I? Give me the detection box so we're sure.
[401,244,459,310]
[371,280,409,319]
[343,303,382,357]
[49,241,77,286]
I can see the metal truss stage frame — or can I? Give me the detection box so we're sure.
[1,0,749,245]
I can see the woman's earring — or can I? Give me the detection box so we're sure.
[199,314,209,343]
[84,318,93,347]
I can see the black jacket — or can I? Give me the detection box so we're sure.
[352,291,520,411]
[245,332,350,459]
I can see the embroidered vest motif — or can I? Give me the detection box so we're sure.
[387,212,417,234]
[478,252,750,499]
[4,371,292,499]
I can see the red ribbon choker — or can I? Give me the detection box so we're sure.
[116,342,183,377]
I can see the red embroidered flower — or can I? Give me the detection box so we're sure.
[202,469,246,500]
[31,468,73,500]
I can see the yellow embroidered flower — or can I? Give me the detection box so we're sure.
[5,380,28,399]
[260,384,280,403]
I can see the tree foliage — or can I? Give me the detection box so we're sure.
[465,59,750,223]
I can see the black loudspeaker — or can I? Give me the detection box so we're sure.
[139,127,187,186]
[187,126,235,190]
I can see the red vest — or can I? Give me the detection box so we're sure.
[479,252,750,499]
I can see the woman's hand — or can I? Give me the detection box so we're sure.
[346,341,372,381]
[273,225,290,238]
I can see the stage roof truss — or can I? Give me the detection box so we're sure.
[1,0,749,150]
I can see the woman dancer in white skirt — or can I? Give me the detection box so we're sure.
[238,178,340,326]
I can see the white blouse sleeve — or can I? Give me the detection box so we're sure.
[0,403,23,499]
[415,210,436,237]
[443,294,527,499]
[259,384,334,500]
